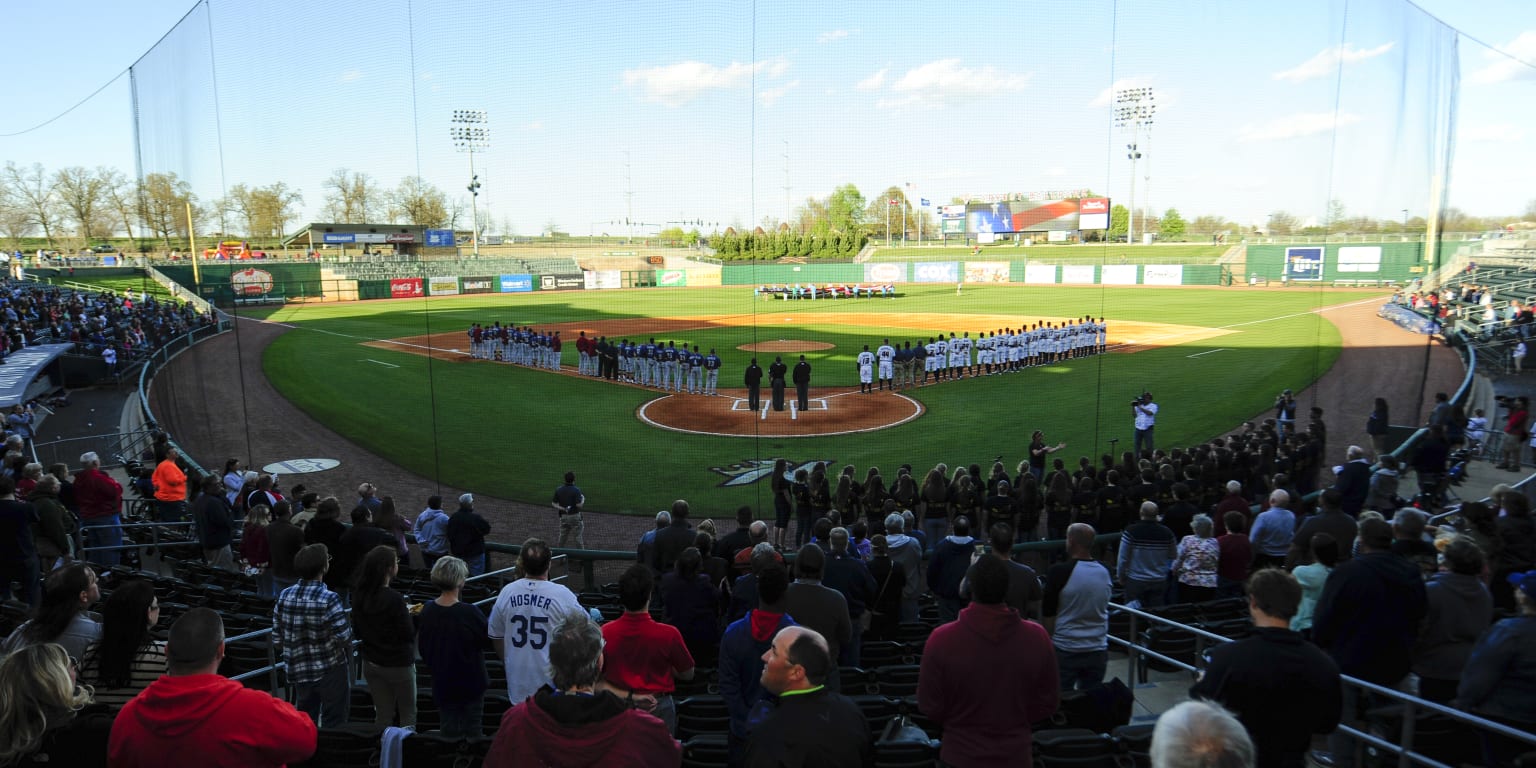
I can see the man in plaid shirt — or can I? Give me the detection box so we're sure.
[274,543,353,727]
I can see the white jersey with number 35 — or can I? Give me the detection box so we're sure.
[487,577,583,703]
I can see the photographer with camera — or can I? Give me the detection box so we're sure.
[1275,389,1298,441]
[1133,392,1158,457]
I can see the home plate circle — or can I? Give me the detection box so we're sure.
[262,459,341,474]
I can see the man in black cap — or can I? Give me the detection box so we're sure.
[769,356,788,412]
[745,359,764,411]
[792,355,812,410]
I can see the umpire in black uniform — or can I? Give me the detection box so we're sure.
[769,356,789,411]
[745,358,764,410]
[793,355,812,410]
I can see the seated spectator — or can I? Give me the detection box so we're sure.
[415,556,492,739]
[2,563,101,659]
[485,611,680,768]
[0,642,107,766]
[352,545,416,730]
[1150,701,1256,768]
[1457,569,1536,768]
[745,626,870,768]
[601,564,695,735]
[109,608,317,768]
[1413,537,1493,703]
[79,580,166,709]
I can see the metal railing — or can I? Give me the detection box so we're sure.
[30,428,160,473]
[1109,602,1536,768]
[75,519,203,558]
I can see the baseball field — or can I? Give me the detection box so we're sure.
[240,283,1355,515]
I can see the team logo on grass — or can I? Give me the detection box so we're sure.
[710,458,835,487]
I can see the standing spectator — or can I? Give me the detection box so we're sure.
[927,516,978,622]
[1311,518,1427,768]
[600,564,695,735]
[485,611,680,768]
[653,499,696,575]
[334,506,393,601]
[78,580,165,709]
[1286,489,1357,568]
[660,547,721,668]
[1330,446,1372,517]
[272,544,352,728]
[446,493,491,577]
[0,475,41,607]
[551,471,586,549]
[714,506,754,562]
[783,545,852,686]
[1492,493,1536,612]
[1515,339,1527,373]
[6,404,34,450]
[150,445,187,522]
[821,527,876,665]
[413,495,452,568]
[1457,569,1536,768]
[373,496,412,562]
[1412,537,1493,703]
[0,642,102,766]
[1498,398,1529,471]
[882,512,923,623]
[488,539,582,704]
[1364,454,1401,513]
[920,554,1059,768]
[719,562,794,764]
[108,608,317,768]
[638,511,669,576]
[2,563,101,660]
[865,534,905,641]
[1290,534,1336,638]
[220,458,245,506]
[1150,701,1256,768]
[960,523,1043,621]
[266,501,305,595]
[29,475,71,571]
[73,452,123,569]
[1213,481,1250,536]
[242,505,273,596]
[1365,398,1391,457]
[352,545,417,730]
[1172,514,1221,603]
[1248,490,1296,570]
[744,626,870,768]
[302,497,345,557]
[1190,569,1341,768]
[355,482,382,513]
[1117,501,1176,608]
[191,475,236,571]
[416,556,492,739]
[1045,524,1113,691]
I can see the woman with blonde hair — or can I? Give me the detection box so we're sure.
[0,643,96,765]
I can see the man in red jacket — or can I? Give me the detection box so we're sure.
[918,553,1060,767]
[486,610,680,768]
[73,451,123,567]
[109,607,317,768]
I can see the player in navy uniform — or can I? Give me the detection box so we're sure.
[704,349,722,395]
[687,346,705,394]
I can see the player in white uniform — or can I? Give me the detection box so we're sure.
[1097,317,1108,354]
[929,336,947,382]
[857,345,876,394]
[487,540,583,704]
[876,339,895,391]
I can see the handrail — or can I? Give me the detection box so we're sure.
[1108,601,1536,768]
[136,320,233,480]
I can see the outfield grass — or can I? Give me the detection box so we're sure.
[248,284,1355,516]
[873,244,1227,263]
[37,274,177,301]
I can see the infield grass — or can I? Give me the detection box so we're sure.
[246,284,1359,516]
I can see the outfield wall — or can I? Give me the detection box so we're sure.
[721,262,1227,286]
[1246,242,1428,283]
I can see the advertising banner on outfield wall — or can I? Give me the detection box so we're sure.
[1061,265,1096,284]
[863,263,907,283]
[425,229,455,247]
[654,269,688,288]
[461,276,494,294]
[428,277,459,296]
[1337,246,1382,273]
[1024,264,1057,284]
[913,262,959,283]
[584,270,622,290]
[964,262,1010,283]
[1143,265,1184,286]
[1284,247,1325,281]
[499,274,533,293]
[940,218,965,234]
[389,278,423,298]
[539,274,585,291]
[1102,265,1138,285]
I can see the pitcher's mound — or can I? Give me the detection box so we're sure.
[737,340,835,353]
[639,388,922,437]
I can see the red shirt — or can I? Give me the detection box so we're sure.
[600,612,693,695]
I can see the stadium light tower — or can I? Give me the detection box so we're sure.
[450,109,490,256]
[1113,87,1155,244]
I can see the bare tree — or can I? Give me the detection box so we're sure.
[389,176,449,227]
[139,172,197,248]
[321,168,381,223]
[100,167,139,240]
[222,183,257,237]
[52,166,109,241]
[0,183,36,250]
[252,182,303,240]
[2,162,61,246]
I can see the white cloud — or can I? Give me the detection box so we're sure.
[339,69,364,83]
[856,68,887,91]
[869,59,1030,108]
[1459,122,1524,142]
[622,58,790,106]
[1089,77,1152,107]
[758,80,800,106]
[1467,30,1536,85]
[1237,112,1362,142]
[817,29,852,44]
[1272,42,1395,82]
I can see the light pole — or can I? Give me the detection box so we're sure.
[1114,87,1155,244]
[450,109,489,256]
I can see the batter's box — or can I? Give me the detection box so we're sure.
[731,398,829,412]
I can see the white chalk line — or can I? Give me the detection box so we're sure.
[1186,348,1231,359]
[1110,295,1385,352]
[362,359,399,368]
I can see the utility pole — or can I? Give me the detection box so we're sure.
[782,140,792,229]
[624,151,635,244]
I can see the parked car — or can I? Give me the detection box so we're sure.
[91,243,117,253]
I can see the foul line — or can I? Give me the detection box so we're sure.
[1108,295,1388,352]
[237,315,471,356]
[1186,348,1231,359]
[362,359,399,368]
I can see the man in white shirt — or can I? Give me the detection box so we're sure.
[488,538,582,703]
[1133,392,1159,457]
[1514,340,1527,373]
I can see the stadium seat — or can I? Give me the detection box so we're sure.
[898,695,944,740]
[1193,597,1248,623]
[681,734,729,768]
[294,725,381,768]
[872,739,938,768]
[348,686,375,724]
[872,664,921,697]
[400,732,491,768]
[1135,626,1200,682]
[858,640,913,668]
[674,666,715,697]
[838,666,876,695]
[848,695,900,738]
[1034,728,1116,758]
[676,696,731,741]
[1112,722,1156,768]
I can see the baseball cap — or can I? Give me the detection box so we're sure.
[1508,570,1536,600]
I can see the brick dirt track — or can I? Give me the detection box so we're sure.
[151,298,1460,584]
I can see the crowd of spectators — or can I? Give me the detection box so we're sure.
[1,281,216,363]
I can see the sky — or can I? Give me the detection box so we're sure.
[2,0,1533,237]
